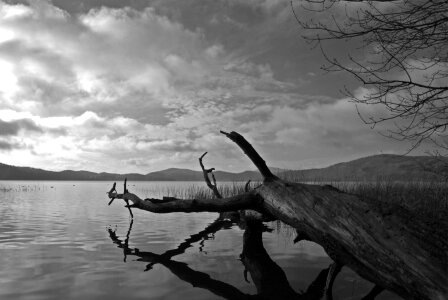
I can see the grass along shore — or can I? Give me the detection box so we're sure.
[136,179,447,220]
[1,179,446,219]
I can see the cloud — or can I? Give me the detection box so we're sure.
[0,1,216,117]
[227,0,286,14]
[0,140,14,150]
[0,0,316,122]
[0,118,42,136]
[0,0,430,173]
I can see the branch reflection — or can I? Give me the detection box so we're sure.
[107,216,341,299]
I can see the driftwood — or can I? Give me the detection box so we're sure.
[107,131,448,300]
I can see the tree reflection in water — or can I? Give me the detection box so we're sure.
[107,215,377,300]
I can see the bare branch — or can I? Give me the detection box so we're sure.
[123,178,133,218]
[199,152,222,198]
[220,131,277,180]
[244,180,251,192]
[107,182,262,214]
[296,0,448,151]
[107,182,117,205]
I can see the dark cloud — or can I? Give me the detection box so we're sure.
[17,77,78,105]
[0,140,13,150]
[0,120,19,136]
[151,140,197,152]
[47,127,68,136]
[0,119,43,136]
[40,0,152,14]
[157,0,358,98]
[0,139,32,151]
[0,39,74,79]
[81,91,173,126]
[126,158,150,167]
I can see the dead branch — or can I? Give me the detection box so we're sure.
[220,131,277,180]
[108,188,262,214]
[107,130,448,300]
[199,152,222,198]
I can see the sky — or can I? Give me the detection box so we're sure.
[0,0,429,173]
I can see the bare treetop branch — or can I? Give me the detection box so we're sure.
[295,0,448,151]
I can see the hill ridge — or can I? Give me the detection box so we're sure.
[0,154,446,181]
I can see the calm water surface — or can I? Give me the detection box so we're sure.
[0,181,401,300]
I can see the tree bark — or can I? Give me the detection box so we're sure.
[108,131,448,300]
[257,179,448,300]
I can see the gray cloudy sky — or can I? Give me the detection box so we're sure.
[0,0,426,173]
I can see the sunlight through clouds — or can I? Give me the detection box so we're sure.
[0,59,18,99]
[0,0,423,173]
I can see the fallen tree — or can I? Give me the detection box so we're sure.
[108,131,448,300]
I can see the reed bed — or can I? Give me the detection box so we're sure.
[333,181,448,219]
[160,179,447,236]
[279,171,448,218]
[0,183,48,193]
[136,182,250,200]
[137,178,447,220]
[269,177,448,235]
[280,177,446,220]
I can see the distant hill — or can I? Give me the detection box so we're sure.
[0,154,447,181]
[279,154,448,181]
[0,163,262,181]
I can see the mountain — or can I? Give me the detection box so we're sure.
[0,154,446,181]
[0,163,262,181]
[279,154,448,181]
[144,168,263,181]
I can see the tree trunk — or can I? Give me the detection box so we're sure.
[108,131,448,300]
[255,177,447,300]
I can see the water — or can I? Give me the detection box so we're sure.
[0,181,401,300]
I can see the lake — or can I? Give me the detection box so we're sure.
[0,181,401,300]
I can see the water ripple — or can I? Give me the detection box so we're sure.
[0,181,401,300]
